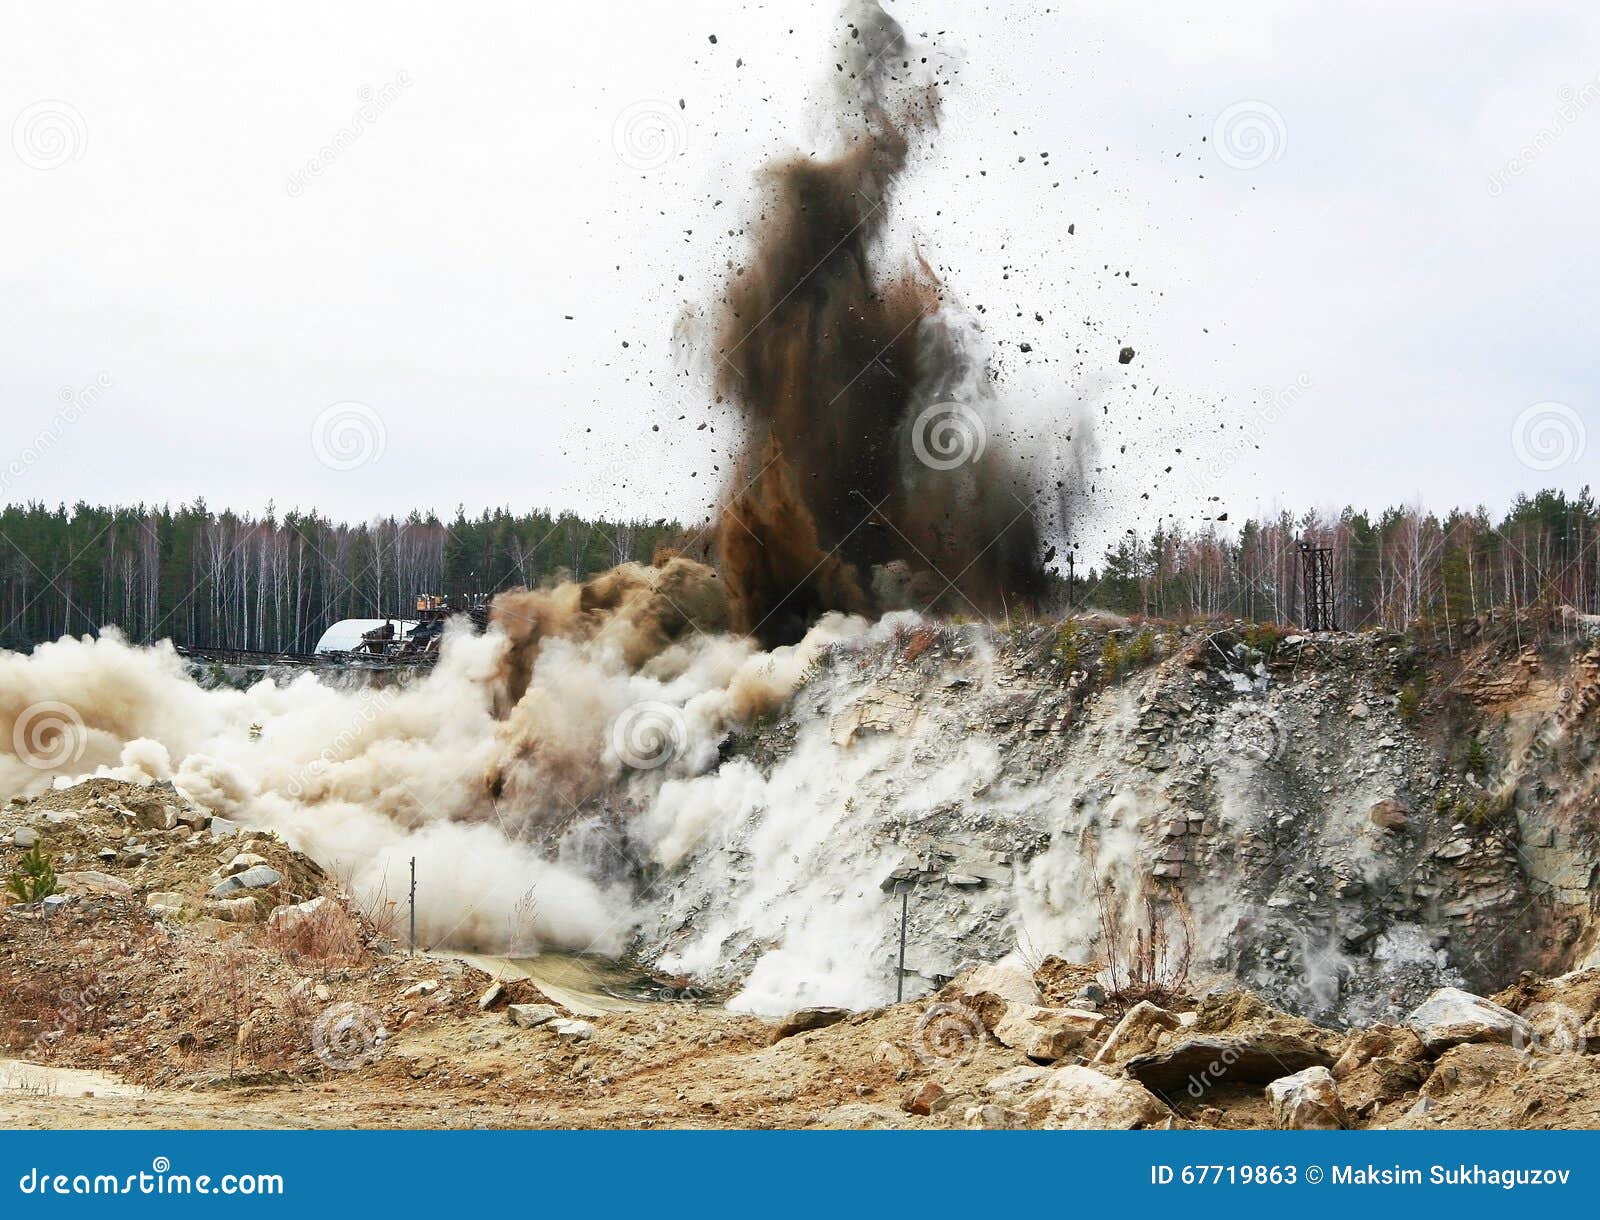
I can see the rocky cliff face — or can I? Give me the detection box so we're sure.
[633,613,1600,1025]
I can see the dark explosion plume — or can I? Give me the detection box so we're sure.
[713,1,1044,647]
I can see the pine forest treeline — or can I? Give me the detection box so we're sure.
[0,502,681,653]
[1,489,1596,652]
[1084,488,1600,630]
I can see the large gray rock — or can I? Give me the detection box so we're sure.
[982,1064,1052,1098]
[206,896,260,923]
[1404,987,1526,1053]
[208,865,283,898]
[507,1004,558,1029]
[959,963,1043,1007]
[267,895,329,932]
[770,1006,850,1043]
[1019,1065,1170,1129]
[1124,1034,1333,1099]
[1092,1000,1181,1066]
[58,871,133,898]
[1266,1065,1347,1129]
[174,807,211,832]
[12,827,39,849]
[991,1003,1105,1062]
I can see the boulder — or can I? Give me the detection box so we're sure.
[990,1003,1105,1062]
[57,871,133,898]
[190,916,231,940]
[206,896,260,923]
[477,982,506,1011]
[174,808,211,832]
[1332,1024,1426,1078]
[12,827,39,849]
[399,980,439,1000]
[224,852,269,877]
[770,1006,850,1043]
[1404,987,1527,1053]
[958,962,1044,1007]
[982,1064,1052,1098]
[145,891,186,915]
[1368,798,1410,831]
[964,1103,1024,1129]
[507,1004,558,1029]
[1019,1065,1170,1129]
[549,1018,594,1040]
[1266,1065,1347,1129]
[208,865,283,899]
[1124,1034,1333,1099]
[1339,1055,1429,1112]
[1419,1042,1524,1101]
[1092,1000,1181,1065]
[902,1080,949,1116]
[130,800,178,831]
[267,895,329,932]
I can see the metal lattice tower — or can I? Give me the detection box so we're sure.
[1299,542,1338,632]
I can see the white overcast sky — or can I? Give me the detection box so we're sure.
[3,0,1596,546]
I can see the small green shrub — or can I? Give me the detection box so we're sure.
[1125,629,1157,668]
[1464,738,1489,776]
[1398,678,1425,722]
[6,846,58,903]
[1242,622,1288,657]
[1052,621,1082,668]
[1100,634,1124,676]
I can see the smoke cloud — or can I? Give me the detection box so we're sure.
[714,0,1045,646]
[0,565,863,964]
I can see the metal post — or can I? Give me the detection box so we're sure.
[408,856,416,956]
[896,884,910,1002]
